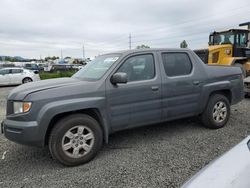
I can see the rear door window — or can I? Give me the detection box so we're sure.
[161,52,192,77]
[11,69,23,74]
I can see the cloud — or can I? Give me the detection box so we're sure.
[0,0,249,58]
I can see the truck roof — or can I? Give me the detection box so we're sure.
[103,48,192,56]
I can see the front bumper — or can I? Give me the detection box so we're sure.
[1,119,44,147]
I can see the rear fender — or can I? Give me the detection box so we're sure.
[199,81,232,113]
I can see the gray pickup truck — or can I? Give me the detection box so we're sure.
[1,48,244,166]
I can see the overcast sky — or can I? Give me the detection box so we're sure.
[0,0,249,59]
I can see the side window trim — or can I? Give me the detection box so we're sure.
[161,52,193,77]
[11,69,23,74]
[115,53,156,83]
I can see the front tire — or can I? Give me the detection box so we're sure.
[201,94,230,129]
[49,114,103,166]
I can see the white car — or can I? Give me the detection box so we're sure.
[181,136,250,188]
[0,67,40,86]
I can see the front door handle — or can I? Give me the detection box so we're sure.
[193,81,200,85]
[151,86,159,91]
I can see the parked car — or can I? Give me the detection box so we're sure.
[181,135,250,188]
[0,63,15,68]
[72,64,84,70]
[0,67,40,86]
[244,76,250,97]
[38,63,46,71]
[1,48,244,166]
[24,63,40,73]
[49,64,78,73]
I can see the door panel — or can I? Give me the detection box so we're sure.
[159,52,202,120]
[10,69,24,84]
[105,53,162,131]
[161,77,201,120]
[0,69,11,85]
[0,75,8,85]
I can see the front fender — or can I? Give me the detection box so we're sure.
[37,97,109,145]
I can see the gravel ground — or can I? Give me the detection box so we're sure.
[0,86,250,188]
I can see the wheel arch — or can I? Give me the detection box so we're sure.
[199,88,232,115]
[44,108,108,146]
[208,89,232,104]
[22,77,33,83]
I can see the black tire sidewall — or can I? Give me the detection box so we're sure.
[23,77,32,83]
[49,114,103,166]
[202,94,230,129]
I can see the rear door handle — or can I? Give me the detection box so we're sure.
[193,81,200,85]
[151,86,159,91]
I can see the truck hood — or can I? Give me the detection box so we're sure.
[8,77,83,100]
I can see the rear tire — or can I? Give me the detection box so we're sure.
[22,77,33,84]
[201,94,230,129]
[49,114,103,166]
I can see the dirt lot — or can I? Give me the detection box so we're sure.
[0,86,250,188]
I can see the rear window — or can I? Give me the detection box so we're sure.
[11,69,23,74]
[161,52,192,77]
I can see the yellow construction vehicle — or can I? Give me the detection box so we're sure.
[194,22,250,77]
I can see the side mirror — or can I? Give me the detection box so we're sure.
[111,72,128,85]
[34,70,39,74]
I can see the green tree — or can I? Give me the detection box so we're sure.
[136,44,150,49]
[52,56,59,60]
[180,40,188,48]
[45,56,59,61]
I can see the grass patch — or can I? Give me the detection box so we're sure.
[39,71,76,80]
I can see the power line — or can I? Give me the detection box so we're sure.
[84,7,249,51]
[129,4,250,36]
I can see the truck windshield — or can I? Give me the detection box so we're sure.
[72,54,120,81]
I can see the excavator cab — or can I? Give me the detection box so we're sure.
[209,29,250,58]
[194,22,250,77]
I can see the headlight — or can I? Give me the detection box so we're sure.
[13,102,32,114]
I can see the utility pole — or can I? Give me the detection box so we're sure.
[60,49,63,59]
[82,43,85,60]
[129,33,131,49]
